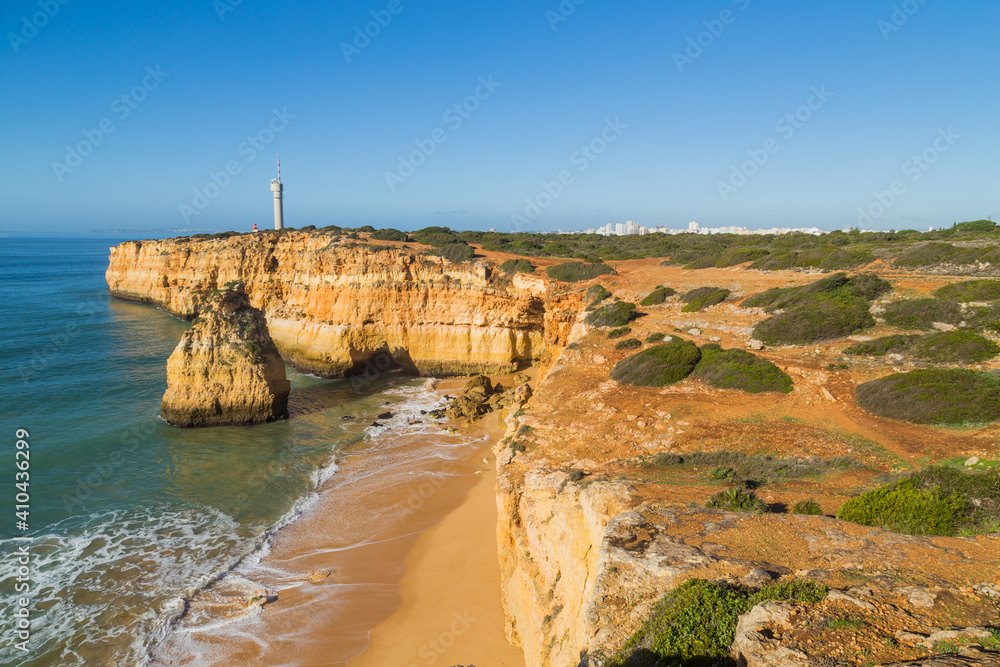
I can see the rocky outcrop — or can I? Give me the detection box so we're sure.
[445,374,532,422]
[106,232,555,377]
[161,284,290,427]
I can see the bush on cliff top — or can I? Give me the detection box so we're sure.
[545,261,615,283]
[744,273,891,312]
[369,228,410,242]
[640,286,677,306]
[586,302,637,328]
[605,578,828,667]
[611,339,701,387]
[586,284,613,306]
[754,299,874,346]
[428,243,476,263]
[838,466,1000,536]
[846,331,999,364]
[882,298,963,330]
[856,368,1000,424]
[499,258,534,275]
[934,279,1000,302]
[680,287,730,312]
[692,344,793,393]
[615,338,643,351]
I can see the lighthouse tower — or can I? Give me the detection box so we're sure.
[270,157,284,230]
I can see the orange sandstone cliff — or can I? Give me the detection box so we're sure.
[106,231,553,378]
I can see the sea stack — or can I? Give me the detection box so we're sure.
[161,283,290,427]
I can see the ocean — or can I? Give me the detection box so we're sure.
[0,235,474,666]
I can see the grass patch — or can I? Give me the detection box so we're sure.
[605,579,828,667]
[680,287,730,312]
[792,499,823,515]
[706,487,769,513]
[608,327,633,339]
[692,344,793,393]
[640,286,678,306]
[611,339,702,387]
[615,338,643,351]
[837,466,1000,536]
[648,451,862,485]
[499,258,534,274]
[882,298,963,330]
[827,618,865,631]
[587,302,637,328]
[856,369,1000,424]
[546,262,615,283]
[934,279,1000,302]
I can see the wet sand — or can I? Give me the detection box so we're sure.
[151,378,523,666]
[349,412,524,667]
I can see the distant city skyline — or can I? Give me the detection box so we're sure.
[3,1,999,233]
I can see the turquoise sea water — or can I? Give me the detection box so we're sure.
[0,236,435,666]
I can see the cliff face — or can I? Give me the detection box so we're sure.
[107,232,550,377]
[161,285,290,427]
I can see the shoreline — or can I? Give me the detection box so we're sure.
[148,376,523,666]
[348,405,525,667]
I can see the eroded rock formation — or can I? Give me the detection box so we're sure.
[161,284,290,427]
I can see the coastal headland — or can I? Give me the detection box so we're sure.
[109,226,1000,666]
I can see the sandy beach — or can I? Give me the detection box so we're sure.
[349,411,525,667]
[150,376,524,666]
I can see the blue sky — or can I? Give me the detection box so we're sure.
[2,0,998,234]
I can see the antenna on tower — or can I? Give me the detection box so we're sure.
[277,156,281,183]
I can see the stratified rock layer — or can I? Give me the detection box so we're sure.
[161,285,290,427]
[106,232,549,377]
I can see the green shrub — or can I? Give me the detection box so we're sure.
[837,476,970,536]
[640,286,678,306]
[934,279,1000,302]
[911,330,1000,363]
[744,274,891,312]
[645,451,863,484]
[610,340,702,387]
[966,304,1000,332]
[606,579,828,667]
[846,331,999,364]
[413,226,461,247]
[692,344,793,393]
[706,486,770,513]
[499,258,534,274]
[645,332,668,343]
[681,287,730,312]
[882,298,962,330]
[615,338,642,350]
[856,369,1000,424]
[956,219,997,233]
[586,284,612,306]
[793,499,823,515]
[546,262,615,283]
[567,469,585,482]
[428,243,476,263]
[754,299,874,345]
[607,327,632,339]
[894,243,988,268]
[586,302,637,327]
[369,228,410,242]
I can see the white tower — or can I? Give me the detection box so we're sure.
[270,157,284,230]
